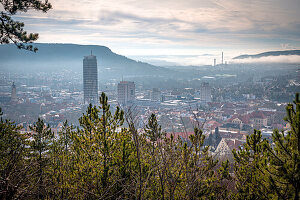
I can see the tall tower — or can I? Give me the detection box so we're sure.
[117,81,135,105]
[83,52,98,104]
[222,52,224,65]
[11,82,17,102]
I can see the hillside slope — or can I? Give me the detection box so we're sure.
[0,43,173,77]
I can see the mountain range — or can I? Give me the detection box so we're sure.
[233,50,300,59]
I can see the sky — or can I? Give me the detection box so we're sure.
[2,0,300,65]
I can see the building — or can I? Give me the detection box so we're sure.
[221,52,224,65]
[11,82,17,102]
[249,111,268,129]
[117,81,135,105]
[83,53,98,104]
[151,88,161,101]
[199,82,212,102]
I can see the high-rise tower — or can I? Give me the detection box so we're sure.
[11,82,17,102]
[222,52,223,65]
[83,53,98,104]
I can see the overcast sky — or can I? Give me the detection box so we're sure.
[3,0,300,65]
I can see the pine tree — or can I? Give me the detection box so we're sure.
[144,113,166,199]
[71,92,126,199]
[48,120,74,199]
[232,129,269,199]
[0,0,52,51]
[264,93,300,199]
[29,118,53,199]
[0,108,30,199]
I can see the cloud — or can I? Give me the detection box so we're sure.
[8,0,300,56]
[231,55,300,64]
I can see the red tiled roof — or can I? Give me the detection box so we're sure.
[225,139,244,150]
[166,132,194,139]
[228,114,250,124]
[248,111,266,119]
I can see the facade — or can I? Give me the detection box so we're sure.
[200,82,212,102]
[151,88,161,101]
[117,81,135,105]
[11,82,17,102]
[83,54,98,104]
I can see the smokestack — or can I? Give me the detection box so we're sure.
[222,52,223,65]
[214,58,216,66]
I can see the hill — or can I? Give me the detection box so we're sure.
[233,50,300,59]
[0,43,173,78]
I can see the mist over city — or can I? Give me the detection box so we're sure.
[0,0,300,199]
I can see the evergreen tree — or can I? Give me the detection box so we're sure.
[0,108,30,199]
[143,113,166,199]
[0,0,52,51]
[29,118,53,199]
[71,92,127,199]
[48,120,74,199]
[232,130,269,199]
[264,93,300,199]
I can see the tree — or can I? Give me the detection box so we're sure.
[0,0,52,51]
[48,120,74,199]
[71,92,128,199]
[263,93,300,199]
[0,108,31,199]
[29,118,53,199]
[232,130,270,199]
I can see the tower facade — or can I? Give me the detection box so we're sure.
[117,81,135,105]
[11,82,17,102]
[83,54,98,104]
[222,52,224,65]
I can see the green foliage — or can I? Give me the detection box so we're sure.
[47,120,74,199]
[263,93,300,200]
[29,118,54,199]
[233,130,270,199]
[1,93,299,199]
[0,0,52,51]
[0,108,30,199]
[233,93,300,200]
[70,92,130,199]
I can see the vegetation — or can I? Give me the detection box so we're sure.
[0,93,299,199]
[0,0,52,51]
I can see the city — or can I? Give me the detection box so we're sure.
[1,0,300,199]
[1,48,299,162]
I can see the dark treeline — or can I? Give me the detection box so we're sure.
[0,93,299,200]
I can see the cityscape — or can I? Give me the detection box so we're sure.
[1,0,300,199]
[1,47,299,161]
